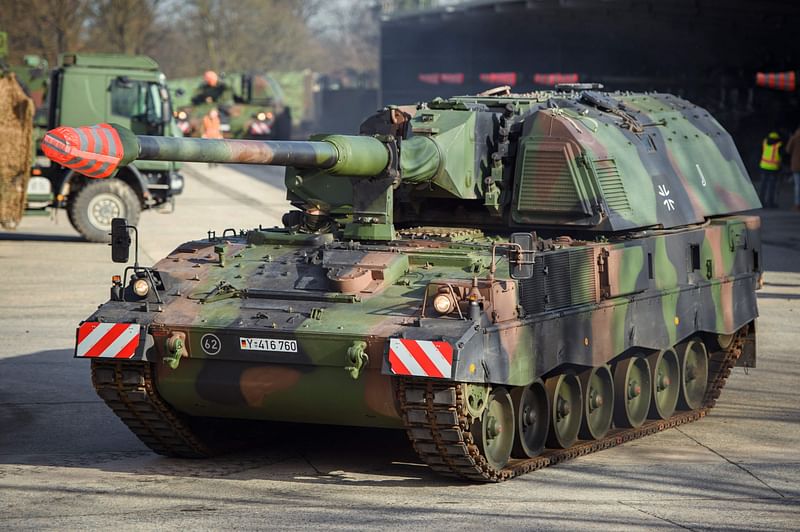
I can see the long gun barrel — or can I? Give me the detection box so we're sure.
[41,123,442,240]
[41,123,399,178]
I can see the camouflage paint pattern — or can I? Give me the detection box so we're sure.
[60,90,761,431]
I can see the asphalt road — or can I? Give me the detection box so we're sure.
[1,164,798,530]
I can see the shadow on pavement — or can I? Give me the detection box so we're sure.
[0,348,449,487]
[1,347,798,492]
[757,292,800,300]
[0,231,83,243]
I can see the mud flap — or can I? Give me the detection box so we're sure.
[736,320,757,368]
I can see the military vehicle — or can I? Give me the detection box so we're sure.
[1,52,185,242]
[172,72,292,140]
[44,87,761,481]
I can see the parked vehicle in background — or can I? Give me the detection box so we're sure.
[171,72,292,140]
[0,48,185,242]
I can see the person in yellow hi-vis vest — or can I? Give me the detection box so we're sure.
[759,131,783,208]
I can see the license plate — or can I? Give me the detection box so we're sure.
[239,337,298,353]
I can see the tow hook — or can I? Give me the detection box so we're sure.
[164,332,188,369]
[345,341,368,380]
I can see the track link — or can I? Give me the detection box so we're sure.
[91,360,212,458]
[397,328,747,482]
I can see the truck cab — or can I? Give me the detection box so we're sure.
[31,53,184,242]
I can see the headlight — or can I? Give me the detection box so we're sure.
[170,173,184,191]
[132,278,150,297]
[432,292,455,315]
[256,112,267,121]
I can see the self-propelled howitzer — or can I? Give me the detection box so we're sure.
[45,90,762,482]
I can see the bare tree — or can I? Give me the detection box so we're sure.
[1,0,382,81]
[88,0,160,55]
[311,0,381,76]
[155,0,324,74]
[0,0,90,65]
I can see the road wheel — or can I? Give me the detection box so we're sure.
[68,179,140,243]
[676,339,709,411]
[545,373,583,449]
[579,365,614,440]
[474,387,515,471]
[647,348,680,419]
[511,380,549,458]
[613,355,652,428]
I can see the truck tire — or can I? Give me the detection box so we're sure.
[68,180,141,243]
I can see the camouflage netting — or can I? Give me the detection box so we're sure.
[0,72,34,229]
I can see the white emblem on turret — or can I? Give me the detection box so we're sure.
[658,184,676,211]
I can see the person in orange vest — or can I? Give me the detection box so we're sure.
[786,125,800,212]
[758,131,783,208]
[202,108,223,139]
[201,108,223,168]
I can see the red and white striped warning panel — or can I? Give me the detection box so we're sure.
[388,338,453,379]
[75,322,142,359]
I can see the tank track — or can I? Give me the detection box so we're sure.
[397,329,746,482]
[91,360,212,458]
[89,327,744,475]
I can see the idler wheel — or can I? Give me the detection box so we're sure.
[511,380,549,458]
[474,387,515,471]
[676,339,709,411]
[613,355,652,428]
[647,348,680,419]
[545,373,583,449]
[579,365,614,440]
[715,333,734,351]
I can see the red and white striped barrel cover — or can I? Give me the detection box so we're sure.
[388,338,453,379]
[75,322,142,359]
[41,123,124,179]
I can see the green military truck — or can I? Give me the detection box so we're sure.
[1,45,185,242]
[31,53,185,241]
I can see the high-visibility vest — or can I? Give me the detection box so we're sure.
[760,140,782,171]
[202,113,222,139]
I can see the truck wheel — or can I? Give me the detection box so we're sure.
[68,180,141,242]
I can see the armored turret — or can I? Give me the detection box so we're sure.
[43,90,760,242]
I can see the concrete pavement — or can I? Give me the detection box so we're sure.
[0,163,798,530]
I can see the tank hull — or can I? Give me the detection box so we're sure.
[80,214,760,433]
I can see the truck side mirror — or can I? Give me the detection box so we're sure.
[509,232,536,280]
[110,218,131,263]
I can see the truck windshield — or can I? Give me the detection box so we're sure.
[110,80,164,123]
[110,79,170,134]
[247,73,283,105]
